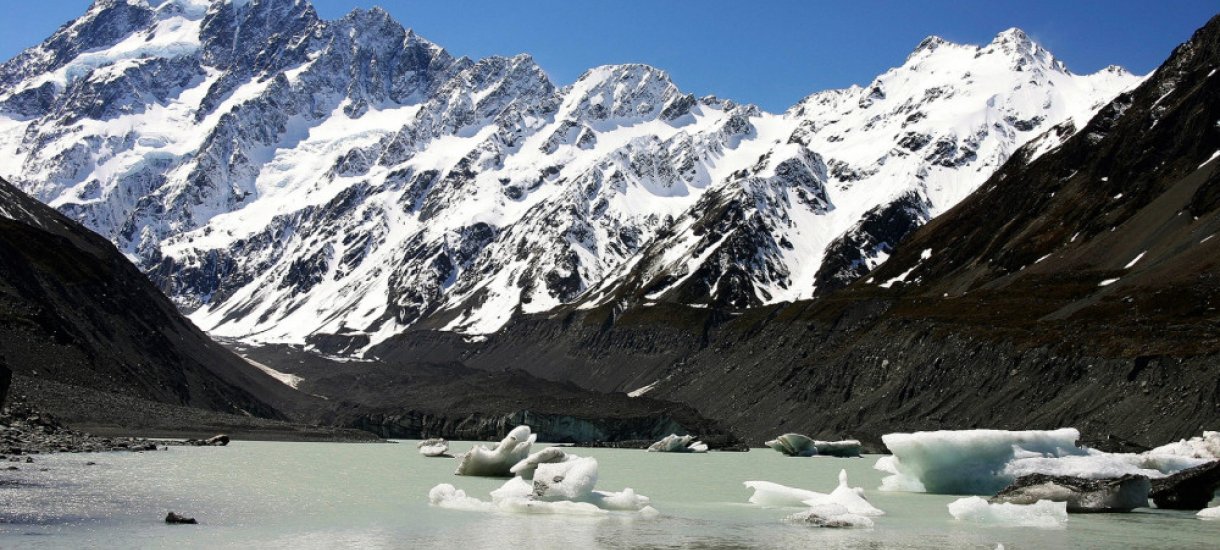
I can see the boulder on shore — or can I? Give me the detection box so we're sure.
[990,473,1150,513]
[1149,460,1220,510]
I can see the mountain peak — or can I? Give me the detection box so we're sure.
[991,27,1033,47]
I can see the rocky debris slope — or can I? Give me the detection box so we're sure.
[0,176,300,419]
[2,400,162,456]
[0,0,1138,352]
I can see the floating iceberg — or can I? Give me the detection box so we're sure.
[647,434,708,453]
[1148,431,1220,459]
[784,503,875,529]
[431,455,655,516]
[765,433,861,457]
[509,447,571,479]
[878,428,1083,493]
[455,425,537,477]
[418,438,449,457]
[767,434,818,457]
[814,440,863,458]
[947,497,1068,529]
[746,470,883,517]
[877,428,1211,494]
[1198,506,1220,520]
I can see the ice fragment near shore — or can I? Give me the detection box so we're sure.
[765,433,861,457]
[1198,506,1220,520]
[455,425,536,477]
[418,438,449,457]
[947,497,1068,529]
[647,434,708,453]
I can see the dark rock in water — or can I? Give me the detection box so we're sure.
[205,434,230,447]
[991,473,1150,513]
[164,512,197,525]
[1149,461,1220,510]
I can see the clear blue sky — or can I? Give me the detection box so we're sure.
[2,1,1216,112]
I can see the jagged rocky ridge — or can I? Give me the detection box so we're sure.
[373,14,1220,449]
[0,0,1139,353]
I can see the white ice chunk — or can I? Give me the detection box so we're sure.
[1147,431,1220,459]
[647,433,708,453]
[784,503,875,529]
[744,481,826,507]
[417,438,449,457]
[947,497,1068,529]
[1198,506,1220,520]
[807,469,885,516]
[455,425,537,477]
[432,454,652,516]
[509,447,570,479]
[747,470,883,517]
[429,484,495,512]
[532,457,599,501]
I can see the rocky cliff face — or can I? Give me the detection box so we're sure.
[374,15,1220,449]
[0,0,1139,353]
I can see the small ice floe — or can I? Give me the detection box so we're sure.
[876,428,1214,495]
[418,438,449,457]
[765,433,861,457]
[455,425,536,477]
[746,469,884,517]
[948,497,1068,529]
[784,503,874,529]
[647,434,708,453]
[1198,506,1220,520]
[430,455,656,516]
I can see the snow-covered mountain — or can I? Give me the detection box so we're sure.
[0,0,1141,353]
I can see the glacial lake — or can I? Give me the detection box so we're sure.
[1,441,1217,549]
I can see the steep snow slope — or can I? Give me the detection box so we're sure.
[0,0,1140,352]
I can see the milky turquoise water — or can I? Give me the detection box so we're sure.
[1,441,1216,549]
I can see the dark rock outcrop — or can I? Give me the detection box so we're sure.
[164,512,197,525]
[1150,461,1220,510]
[991,474,1151,513]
